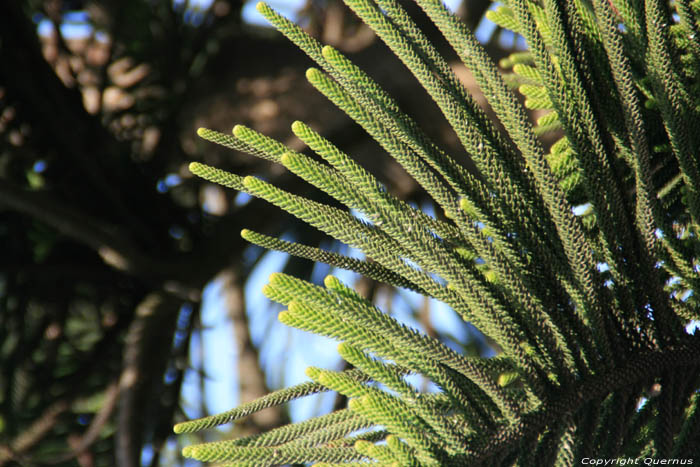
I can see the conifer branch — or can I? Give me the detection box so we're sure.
[182,443,367,464]
[178,1,700,463]
[644,0,700,224]
[173,369,369,434]
[468,339,700,461]
[240,228,425,293]
[196,127,276,163]
[227,408,370,448]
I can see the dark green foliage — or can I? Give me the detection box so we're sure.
[178,0,700,464]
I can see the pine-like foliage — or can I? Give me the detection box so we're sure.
[176,0,700,464]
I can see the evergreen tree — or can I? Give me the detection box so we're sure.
[177,0,700,464]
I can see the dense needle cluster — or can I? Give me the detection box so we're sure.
[175,0,700,464]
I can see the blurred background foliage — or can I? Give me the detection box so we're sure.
[0,0,527,465]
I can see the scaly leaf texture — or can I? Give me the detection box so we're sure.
[174,369,369,434]
[228,408,371,448]
[293,100,585,384]
[415,0,619,368]
[645,0,700,226]
[271,273,519,419]
[337,342,468,453]
[182,443,367,464]
[240,228,425,293]
[530,0,673,347]
[348,396,444,465]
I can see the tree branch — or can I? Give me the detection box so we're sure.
[473,337,700,462]
[50,381,121,464]
[116,292,182,467]
[0,181,199,299]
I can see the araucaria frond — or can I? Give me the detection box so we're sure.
[177,0,700,464]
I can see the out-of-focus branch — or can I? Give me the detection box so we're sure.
[0,168,316,304]
[0,183,137,269]
[0,181,199,300]
[0,321,127,466]
[219,268,290,434]
[51,381,121,464]
[0,399,70,466]
[116,292,181,467]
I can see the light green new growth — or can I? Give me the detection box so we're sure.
[178,0,700,464]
